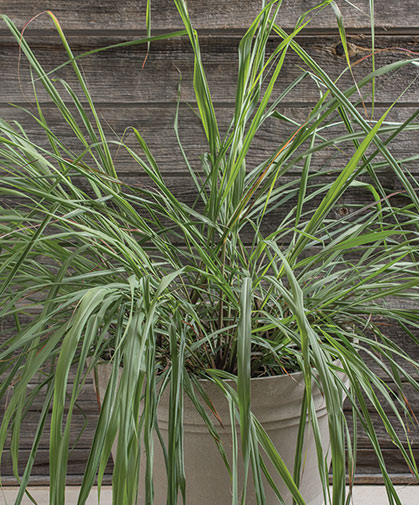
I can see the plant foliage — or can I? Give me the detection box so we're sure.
[0,1,418,504]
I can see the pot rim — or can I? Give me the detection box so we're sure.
[94,358,343,384]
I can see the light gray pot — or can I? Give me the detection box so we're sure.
[94,365,335,505]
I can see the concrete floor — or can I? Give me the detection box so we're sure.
[0,486,418,504]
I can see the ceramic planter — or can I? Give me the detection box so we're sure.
[94,365,336,505]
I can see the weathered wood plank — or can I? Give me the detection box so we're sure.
[1,371,417,479]
[6,406,414,450]
[353,448,419,475]
[2,380,418,450]
[1,473,417,486]
[2,186,403,229]
[1,196,414,255]
[2,445,417,478]
[1,1,419,32]
[1,441,416,478]
[0,448,113,477]
[349,474,418,484]
[0,475,114,485]
[1,36,419,105]
[1,105,418,179]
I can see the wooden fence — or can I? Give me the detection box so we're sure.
[0,0,418,486]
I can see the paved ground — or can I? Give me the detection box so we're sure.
[0,485,418,504]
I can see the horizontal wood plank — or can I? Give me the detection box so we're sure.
[1,1,419,32]
[0,448,113,477]
[1,440,416,479]
[1,105,418,178]
[0,473,417,486]
[1,36,419,105]
[1,448,416,478]
[2,380,418,449]
[1,371,418,478]
[0,475,113,486]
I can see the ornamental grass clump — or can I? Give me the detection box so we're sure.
[0,1,418,504]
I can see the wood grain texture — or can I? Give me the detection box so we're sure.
[1,383,417,450]
[1,0,419,32]
[1,379,419,449]
[1,36,419,105]
[0,473,417,486]
[1,105,418,178]
[0,448,114,478]
[1,380,418,480]
[1,447,416,481]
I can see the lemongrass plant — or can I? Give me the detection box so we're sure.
[0,0,418,504]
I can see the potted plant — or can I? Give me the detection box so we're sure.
[0,1,418,504]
